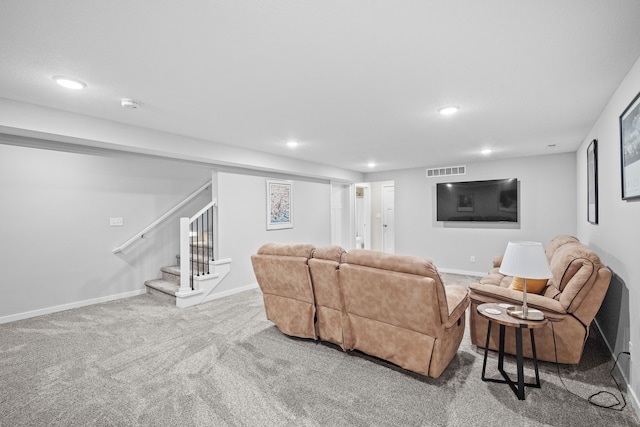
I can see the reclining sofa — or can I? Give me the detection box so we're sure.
[251,243,470,378]
[468,235,612,364]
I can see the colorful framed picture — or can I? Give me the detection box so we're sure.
[587,139,598,224]
[266,179,293,230]
[620,91,640,199]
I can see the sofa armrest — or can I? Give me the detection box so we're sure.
[443,285,470,328]
[469,283,566,318]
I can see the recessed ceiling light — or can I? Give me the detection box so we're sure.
[53,75,87,90]
[286,140,299,148]
[438,105,460,115]
[367,162,376,168]
[481,148,493,155]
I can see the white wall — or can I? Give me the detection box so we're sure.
[576,55,640,410]
[365,152,576,275]
[330,182,352,249]
[215,171,332,295]
[0,143,213,321]
[0,143,335,321]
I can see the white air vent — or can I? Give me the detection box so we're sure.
[426,165,466,178]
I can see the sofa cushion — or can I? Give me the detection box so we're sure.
[509,277,548,294]
[479,268,511,288]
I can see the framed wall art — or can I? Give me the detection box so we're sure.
[620,91,640,199]
[266,179,293,230]
[587,139,598,224]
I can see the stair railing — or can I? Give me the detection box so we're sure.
[112,180,212,254]
[179,199,217,292]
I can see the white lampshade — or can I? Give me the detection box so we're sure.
[499,241,552,279]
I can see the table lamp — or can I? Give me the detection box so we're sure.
[499,241,552,320]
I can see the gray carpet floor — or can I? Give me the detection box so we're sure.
[1,277,638,426]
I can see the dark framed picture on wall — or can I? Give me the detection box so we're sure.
[620,91,640,199]
[587,139,598,224]
[457,194,473,212]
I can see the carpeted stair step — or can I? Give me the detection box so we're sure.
[161,265,180,284]
[145,265,182,300]
[144,279,179,302]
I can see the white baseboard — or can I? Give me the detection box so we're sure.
[439,267,486,277]
[629,386,640,422]
[0,288,147,325]
[202,282,260,303]
[593,318,639,418]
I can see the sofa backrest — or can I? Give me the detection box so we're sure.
[543,238,611,322]
[339,249,448,336]
[544,234,580,261]
[251,242,316,302]
[250,243,317,339]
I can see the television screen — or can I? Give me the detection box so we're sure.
[436,178,518,222]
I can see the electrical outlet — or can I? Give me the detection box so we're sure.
[470,256,476,263]
[110,217,124,227]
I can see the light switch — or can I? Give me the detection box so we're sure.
[110,217,124,227]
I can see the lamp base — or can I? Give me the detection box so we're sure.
[507,307,545,321]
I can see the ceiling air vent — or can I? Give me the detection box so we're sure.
[426,165,466,178]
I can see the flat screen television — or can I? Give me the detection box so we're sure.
[436,178,518,222]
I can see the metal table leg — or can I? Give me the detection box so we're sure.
[481,320,541,400]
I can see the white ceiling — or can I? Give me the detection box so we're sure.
[2,0,640,173]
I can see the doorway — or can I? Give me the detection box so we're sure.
[354,184,370,249]
[353,181,394,252]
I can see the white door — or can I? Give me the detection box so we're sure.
[382,185,395,253]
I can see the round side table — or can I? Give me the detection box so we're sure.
[477,302,548,400]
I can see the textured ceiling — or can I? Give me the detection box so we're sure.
[2,0,640,172]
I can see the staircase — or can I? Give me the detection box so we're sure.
[143,195,232,308]
[113,180,233,308]
[145,265,182,300]
[145,257,232,308]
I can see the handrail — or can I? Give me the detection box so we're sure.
[190,198,217,222]
[112,180,212,253]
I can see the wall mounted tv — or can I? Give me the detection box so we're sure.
[436,178,518,222]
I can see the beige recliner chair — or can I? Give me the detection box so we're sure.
[250,243,316,340]
[339,249,470,378]
[469,235,612,364]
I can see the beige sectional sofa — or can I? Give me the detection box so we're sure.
[468,235,612,364]
[251,243,470,378]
